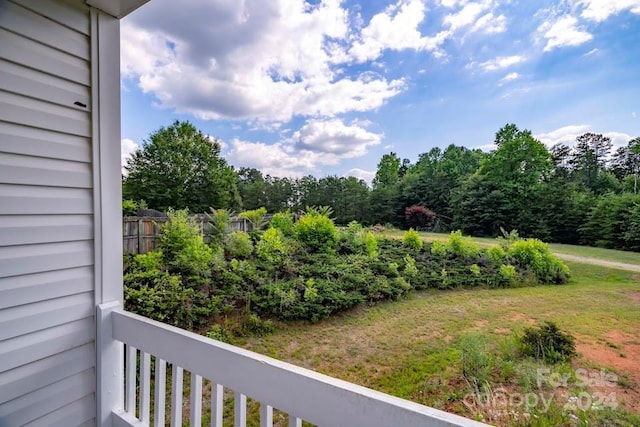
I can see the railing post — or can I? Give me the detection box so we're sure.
[97,301,124,426]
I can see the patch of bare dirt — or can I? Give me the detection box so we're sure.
[508,312,536,325]
[576,331,640,412]
[624,291,640,303]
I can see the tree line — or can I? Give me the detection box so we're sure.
[123,121,640,251]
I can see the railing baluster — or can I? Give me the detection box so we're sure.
[171,365,183,427]
[125,345,137,416]
[190,373,203,426]
[289,416,302,427]
[234,392,246,427]
[211,383,223,427]
[140,352,151,423]
[260,404,273,427]
[154,358,167,427]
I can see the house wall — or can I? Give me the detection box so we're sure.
[0,1,102,425]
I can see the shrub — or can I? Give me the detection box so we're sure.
[239,207,268,233]
[207,324,230,343]
[402,228,423,250]
[269,211,295,237]
[447,230,479,258]
[519,321,576,363]
[124,272,216,329]
[340,221,378,257]
[256,228,288,264]
[506,238,570,284]
[499,264,516,286]
[130,250,164,272]
[224,231,253,258]
[294,210,339,254]
[404,205,436,229]
[159,209,212,277]
[206,208,234,247]
[430,240,447,256]
[487,245,506,263]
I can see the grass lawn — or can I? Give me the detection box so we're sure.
[234,262,640,426]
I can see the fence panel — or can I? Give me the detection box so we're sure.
[123,216,250,254]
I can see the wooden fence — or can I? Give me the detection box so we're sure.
[123,215,251,254]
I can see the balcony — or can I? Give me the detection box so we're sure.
[100,305,489,427]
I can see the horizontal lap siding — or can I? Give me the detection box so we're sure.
[0,1,96,426]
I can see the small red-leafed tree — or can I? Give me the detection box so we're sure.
[405,205,436,230]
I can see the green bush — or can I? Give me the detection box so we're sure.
[340,221,378,257]
[519,321,576,363]
[256,228,289,264]
[402,228,423,250]
[487,245,506,263]
[506,238,570,284]
[269,211,295,237]
[224,231,253,258]
[130,250,164,272]
[294,210,339,254]
[447,230,480,258]
[206,208,234,247]
[160,209,212,277]
[239,207,268,233]
[499,264,516,286]
[124,271,216,329]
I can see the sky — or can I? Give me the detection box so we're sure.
[120,0,640,183]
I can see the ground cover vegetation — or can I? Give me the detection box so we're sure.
[123,208,571,331]
[123,121,640,252]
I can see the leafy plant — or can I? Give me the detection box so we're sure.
[402,228,423,250]
[294,209,339,253]
[239,207,268,233]
[519,321,576,363]
[224,231,253,258]
[256,227,289,265]
[160,209,212,277]
[404,205,436,229]
[206,208,235,247]
[269,211,295,237]
[460,334,492,392]
[506,238,570,284]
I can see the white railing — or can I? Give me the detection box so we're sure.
[100,305,489,427]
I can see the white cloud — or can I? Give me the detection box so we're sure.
[443,0,491,31]
[121,1,407,125]
[226,118,383,177]
[292,119,382,158]
[499,72,520,83]
[121,138,138,173]
[349,0,450,62]
[578,0,640,22]
[478,55,526,71]
[469,12,507,34]
[346,168,376,184]
[534,125,634,149]
[633,112,637,118]
[535,125,592,147]
[539,15,593,52]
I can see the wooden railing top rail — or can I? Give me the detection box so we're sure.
[111,309,489,427]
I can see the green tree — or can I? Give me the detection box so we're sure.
[453,124,552,237]
[370,153,403,225]
[570,132,613,193]
[123,121,241,212]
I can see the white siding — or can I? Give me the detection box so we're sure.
[0,1,96,426]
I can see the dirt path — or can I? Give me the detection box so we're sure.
[554,253,640,272]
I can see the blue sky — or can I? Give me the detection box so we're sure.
[121,0,640,182]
